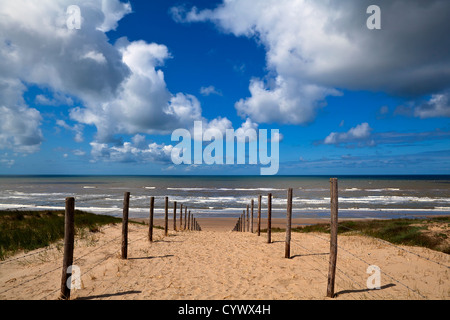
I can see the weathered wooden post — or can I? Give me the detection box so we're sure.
[246,204,249,232]
[188,210,191,230]
[173,201,177,231]
[327,178,339,298]
[285,188,293,258]
[243,210,246,232]
[267,193,272,244]
[257,195,262,236]
[251,199,254,233]
[180,204,183,230]
[184,206,188,230]
[149,196,154,242]
[60,197,75,300]
[164,196,169,236]
[121,192,130,259]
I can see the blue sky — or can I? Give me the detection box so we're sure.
[0,0,449,175]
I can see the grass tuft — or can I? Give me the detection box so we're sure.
[0,210,121,260]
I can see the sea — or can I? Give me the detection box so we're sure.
[0,175,449,220]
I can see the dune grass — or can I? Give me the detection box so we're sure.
[0,210,122,260]
[259,217,450,254]
[292,217,450,254]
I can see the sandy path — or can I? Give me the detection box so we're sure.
[0,222,449,300]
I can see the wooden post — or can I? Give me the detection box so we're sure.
[173,201,177,231]
[164,197,169,236]
[121,192,130,260]
[257,195,262,236]
[285,188,293,258]
[327,178,339,298]
[246,204,249,232]
[60,197,75,300]
[188,210,191,230]
[251,199,254,233]
[149,196,154,242]
[267,193,272,244]
[243,210,246,232]
[180,204,183,230]
[184,207,187,230]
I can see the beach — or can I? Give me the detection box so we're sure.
[1,217,449,300]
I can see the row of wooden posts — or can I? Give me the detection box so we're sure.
[231,178,339,298]
[60,192,202,300]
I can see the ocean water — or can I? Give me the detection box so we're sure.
[0,175,449,220]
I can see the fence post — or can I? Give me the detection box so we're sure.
[164,197,169,236]
[173,201,177,231]
[180,204,183,230]
[246,204,249,232]
[327,178,339,298]
[257,195,262,236]
[267,193,272,244]
[188,210,191,230]
[251,199,254,233]
[243,210,246,232]
[60,197,75,300]
[121,192,130,260]
[149,196,154,242]
[285,188,293,258]
[184,207,188,230]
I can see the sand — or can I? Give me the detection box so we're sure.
[0,218,449,300]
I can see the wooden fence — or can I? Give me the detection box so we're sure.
[58,193,202,300]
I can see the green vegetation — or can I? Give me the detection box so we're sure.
[293,217,450,254]
[0,210,122,260]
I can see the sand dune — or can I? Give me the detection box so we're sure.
[0,220,449,300]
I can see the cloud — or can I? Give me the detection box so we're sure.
[90,135,173,164]
[324,123,374,147]
[0,0,132,153]
[200,85,222,96]
[322,123,450,148]
[35,92,74,107]
[0,0,230,163]
[173,0,450,124]
[0,79,43,153]
[414,92,450,119]
[56,120,84,143]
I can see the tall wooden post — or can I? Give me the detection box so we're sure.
[149,196,154,242]
[121,192,130,260]
[251,199,254,233]
[188,210,191,230]
[184,207,188,230]
[257,195,262,236]
[173,201,177,231]
[243,210,246,232]
[285,188,293,258]
[327,178,339,298]
[60,197,75,300]
[267,193,272,244]
[246,204,249,232]
[164,197,169,236]
[180,204,183,230]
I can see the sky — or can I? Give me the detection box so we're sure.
[0,0,449,175]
